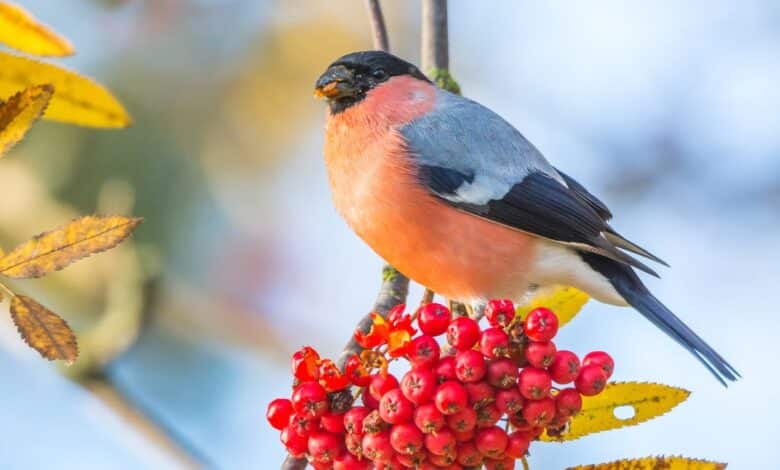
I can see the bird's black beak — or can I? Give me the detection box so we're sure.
[314,65,357,100]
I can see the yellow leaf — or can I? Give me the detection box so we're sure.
[567,455,727,470]
[541,382,690,442]
[516,286,589,328]
[0,2,74,57]
[0,51,131,128]
[0,215,143,279]
[0,84,53,157]
[10,294,78,364]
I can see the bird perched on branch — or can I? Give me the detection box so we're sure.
[314,50,738,385]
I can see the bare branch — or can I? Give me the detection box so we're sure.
[421,0,448,71]
[281,454,306,470]
[364,0,390,52]
[421,288,435,306]
[421,0,460,94]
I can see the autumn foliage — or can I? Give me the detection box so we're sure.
[0,1,139,364]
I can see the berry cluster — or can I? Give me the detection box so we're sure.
[267,301,614,469]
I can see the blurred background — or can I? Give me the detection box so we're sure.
[0,0,778,468]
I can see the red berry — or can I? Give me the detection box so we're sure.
[508,411,533,431]
[524,341,557,369]
[465,381,495,408]
[407,335,441,370]
[429,452,457,467]
[288,412,318,436]
[555,388,583,416]
[446,317,481,350]
[486,358,519,389]
[549,350,581,384]
[396,452,427,468]
[379,388,414,424]
[522,397,556,427]
[434,380,468,415]
[362,430,394,462]
[413,402,445,434]
[378,455,407,470]
[292,381,329,418]
[517,367,552,400]
[333,452,371,470]
[479,327,510,359]
[401,369,437,405]
[456,441,483,466]
[435,355,457,383]
[583,351,614,379]
[475,426,508,458]
[320,412,346,433]
[425,428,456,456]
[523,307,559,342]
[485,299,515,327]
[475,403,502,429]
[453,428,475,443]
[446,406,477,433]
[505,431,530,458]
[575,364,608,396]
[266,398,293,430]
[390,422,424,455]
[362,389,380,409]
[417,303,452,336]
[345,433,362,457]
[291,346,320,382]
[308,431,344,463]
[280,426,307,457]
[485,456,516,470]
[363,409,389,434]
[344,406,370,435]
[369,374,400,402]
[455,349,487,383]
[495,388,524,414]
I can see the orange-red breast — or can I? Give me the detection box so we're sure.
[315,51,737,385]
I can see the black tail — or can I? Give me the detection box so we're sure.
[580,252,740,386]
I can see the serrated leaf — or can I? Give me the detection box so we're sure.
[516,286,589,328]
[0,2,74,57]
[10,294,78,364]
[567,455,727,470]
[541,382,690,442]
[0,51,131,128]
[0,84,53,157]
[0,215,143,279]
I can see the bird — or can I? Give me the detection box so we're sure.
[314,50,738,385]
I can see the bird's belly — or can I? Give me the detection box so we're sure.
[331,143,539,302]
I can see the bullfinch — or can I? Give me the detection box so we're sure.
[314,50,737,385]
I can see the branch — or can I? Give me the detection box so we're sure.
[364,0,390,52]
[421,0,448,71]
[421,0,460,94]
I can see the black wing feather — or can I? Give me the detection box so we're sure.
[419,165,660,277]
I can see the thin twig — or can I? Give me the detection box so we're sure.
[364,0,390,52]
[421,0,448,71]
[420,288,435,306]
[421,0,460,94]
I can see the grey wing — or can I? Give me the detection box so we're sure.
[400,89,664,276]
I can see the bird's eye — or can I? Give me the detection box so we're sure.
[372,68,388,80]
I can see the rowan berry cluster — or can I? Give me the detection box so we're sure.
[267,300,614,469]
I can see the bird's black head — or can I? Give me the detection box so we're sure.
[314,50,430,113]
